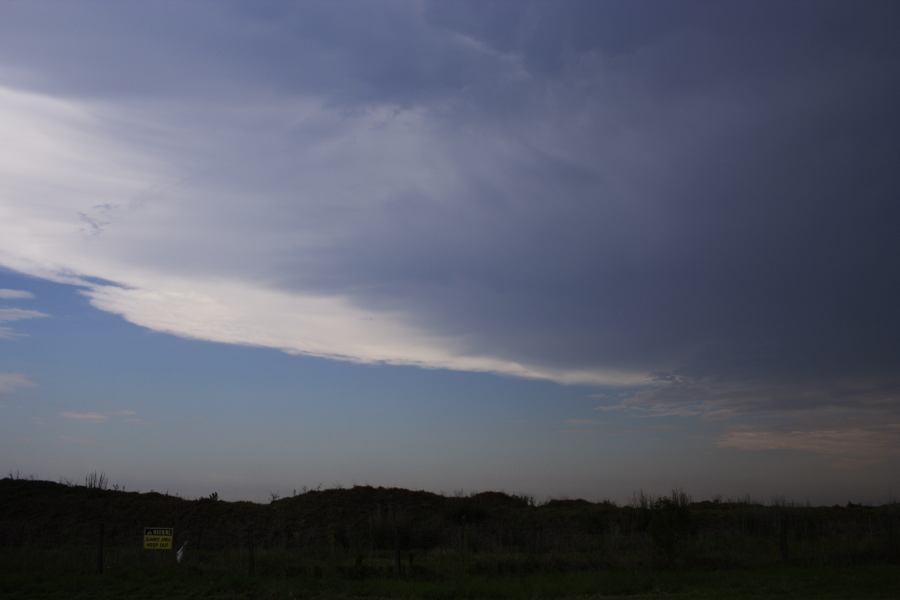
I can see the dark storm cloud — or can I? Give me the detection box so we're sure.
[319,1,900,380]
[2,1,899,415]
[0,0,511,105]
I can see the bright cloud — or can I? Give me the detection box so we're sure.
[0,81,648,387]
[83,281,646,386]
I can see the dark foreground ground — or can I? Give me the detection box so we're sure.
[3,565,900,599]
[2,478,899,598]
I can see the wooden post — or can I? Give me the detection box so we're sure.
[393,508,401,577]
[247,526,256,577]
[96,522,104,575]
[779,515,790,563]
[460,516,468,575]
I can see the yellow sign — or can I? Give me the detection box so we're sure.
[144,527,173,550]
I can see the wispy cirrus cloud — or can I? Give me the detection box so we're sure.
[596,374,900,423]
[0,275,43,340]
[0,308,47,322]
[0,289,33,300]
[719,425,900,467]
[59,411,110,423]
[0,372,34,395]
[58,409,145,425]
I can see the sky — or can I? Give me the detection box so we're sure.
[1,0,899,504]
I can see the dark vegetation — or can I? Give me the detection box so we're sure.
[2,476,899,597]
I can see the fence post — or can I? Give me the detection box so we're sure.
[460,515,468,574]
[393,506,402,577]
[247,526,256,577]
[779,514,790,563]
[96,522,104,575]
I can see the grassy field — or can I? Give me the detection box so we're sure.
[3,565,899,599]
[3,479,899,598]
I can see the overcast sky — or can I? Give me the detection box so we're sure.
[1,1,899,503]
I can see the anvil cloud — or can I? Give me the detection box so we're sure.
[1,1,899,424]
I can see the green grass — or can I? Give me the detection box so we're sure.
[2,565,899,599]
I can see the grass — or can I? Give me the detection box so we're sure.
[2,565,899,599]
[3,479,899,598]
